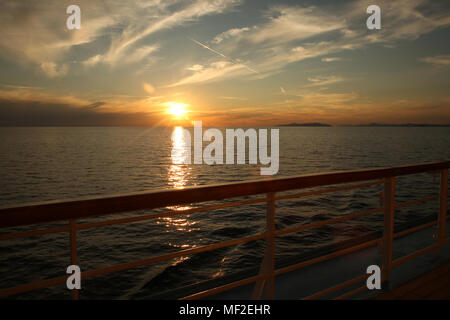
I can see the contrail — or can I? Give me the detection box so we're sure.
[189,37,259,75]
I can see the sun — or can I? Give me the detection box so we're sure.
[167,102,188,117]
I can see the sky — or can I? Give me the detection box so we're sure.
[0,0,449,126]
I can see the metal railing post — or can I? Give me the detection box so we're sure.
[382,177,395,287]
[437,169,448,247]
[265,192,276,299]
[69,219,79,300]
[251,192,276,300]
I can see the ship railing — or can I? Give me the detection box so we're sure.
[0,161,448,300]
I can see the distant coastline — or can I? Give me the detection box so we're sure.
[278,122,331,127]
[278,122,450,127]
[347,123,450,127]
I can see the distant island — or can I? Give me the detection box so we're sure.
[278,122,450,127]
[278,122,331,127]
[352,123,450,127]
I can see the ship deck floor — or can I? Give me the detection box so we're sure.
[206,222,450,300]
[377,261,450,300]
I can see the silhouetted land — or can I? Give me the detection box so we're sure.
[350,123,450,127]
[278,122,331,127]
[278,123,450,127]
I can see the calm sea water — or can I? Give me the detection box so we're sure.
[0,127,449,299]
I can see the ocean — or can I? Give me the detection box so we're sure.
[0,126,449,299]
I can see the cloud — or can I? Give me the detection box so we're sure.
[194,5,353,80]
[2,84,42,90]
[371,0,450,41]
[189,38,259,74]
[2,0,447,84]
[143,82,156,95]
[0,0,242,76]
[203,0,450,81]
[247,6,345,44]
[82,55,103,67]
[219,96,247,100]
[322,57,341,62]
[0,86,88,107]
[306,76,345,87]
[247,41,361,78]
[212,27,250,43]
[40,62,69,78]
[0,98,158,126]
[187,64,204,71]
[124,45,160,64]
[294,91,359,107]
[421,54,450,66]
[167,37,260,87]
[0,0,116,76]
[0,86,166,126]
[101,0,242,66]
[167,61,249,87]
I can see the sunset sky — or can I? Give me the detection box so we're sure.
[0,0,449,126]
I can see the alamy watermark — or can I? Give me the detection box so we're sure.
[66,265,81,290]
[66,4,381,31]
[66,5,81,30]
[366,264,381,290]
[366,5,381,30]
[171,121,279,175]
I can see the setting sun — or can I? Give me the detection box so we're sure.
[167,102,188,117]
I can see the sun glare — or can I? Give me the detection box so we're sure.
[167,102,188,117]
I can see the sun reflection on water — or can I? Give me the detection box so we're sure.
[168,126,191,190]
[159,127,196,256]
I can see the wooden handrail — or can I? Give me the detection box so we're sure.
[1,161,449,228]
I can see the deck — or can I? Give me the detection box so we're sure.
[200,219,450,300]
[377,262,450,300]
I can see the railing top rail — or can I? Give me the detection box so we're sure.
[1,161,448,229]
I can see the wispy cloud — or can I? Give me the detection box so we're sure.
[142,82,156,95]
[40,62,69,78]
[421,54,450,66]
[166,61,248,87]
[100,0,242,66]
[0,0,242,76]
[189,38,259,74]
[187,64,204,72]
[0,85,92,109]
[322,57,341,62]
[204,0,450,81]
[212,27,250,43]
[219,96,248,100]
[2,0,447,82]
[165,37,260,87]
[294,91,359,108]
[306,76,345,87]
[0,0,117,76]
[247,6,345,44]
